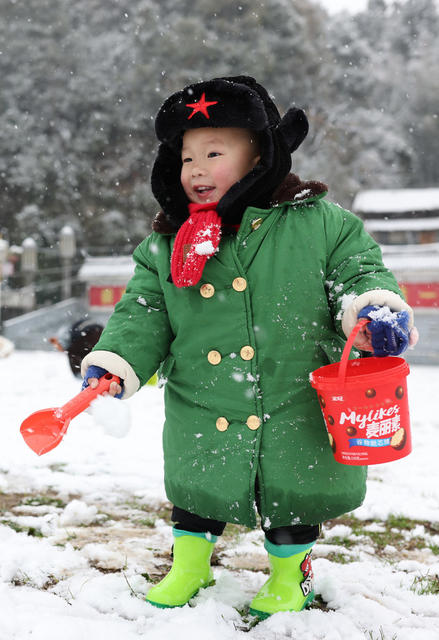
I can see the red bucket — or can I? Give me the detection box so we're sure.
[310,318,411,465]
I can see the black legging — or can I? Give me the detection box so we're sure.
[172,505,320,545]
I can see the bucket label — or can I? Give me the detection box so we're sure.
[340,405,401,438]
[349,437,391,448]
[313,374,411,465]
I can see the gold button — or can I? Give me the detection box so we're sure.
[207,350,222,365]
[246,415,261,430]
[251,217,263,230]
[240,345,254,361]
[216,417,229,432]
[232,277,247,292]
[200,283,215,298]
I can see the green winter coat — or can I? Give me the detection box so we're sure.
[91,192,404,528]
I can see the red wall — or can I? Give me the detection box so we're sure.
[89,286,125,307]
[399,282,439,307]
[88,283,438,309]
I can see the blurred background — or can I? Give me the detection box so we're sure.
[0,0,438,361]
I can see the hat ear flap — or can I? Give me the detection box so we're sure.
[277,107,309,153]
[151,144,189,229]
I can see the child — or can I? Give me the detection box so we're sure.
[82,76,417,617]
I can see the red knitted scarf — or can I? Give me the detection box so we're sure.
[171,201,221,288]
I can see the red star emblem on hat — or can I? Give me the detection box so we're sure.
[185,92,218,120]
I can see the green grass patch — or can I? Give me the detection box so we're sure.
[134,517,156,528]
[1,519,25,533]
[387,514,416,530]
[323,535,357,548]
[411,573,439,595]
[358,528,404,551]
[324,514,439,559]
[365,628,397,640]
[325,551,356,564]
[406,536,437,552]
[123,500,172,523]
[1,519,43,537]
[48,463,67,472]
[22,495,66,509]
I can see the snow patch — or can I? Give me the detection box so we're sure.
[81,543,126,570]
[1,351,439,638]
[336,292,357,320]
[367,305,400,326]
[194,240,215,256]
[90,394,131,438]
[293,188,311,200]
[59,500,98,527]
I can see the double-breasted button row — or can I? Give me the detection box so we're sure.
[216,415,261,432]
[207,350,222,365]
[207,346,254,365]
[200,283,215,298]
[232,277,247,292]
[240,345,254,361]
[216,417,229,432]
[246,415,261,430]
[200,278,247,298]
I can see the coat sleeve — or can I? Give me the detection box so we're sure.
[322,202,413,338]
[81,235,173,398]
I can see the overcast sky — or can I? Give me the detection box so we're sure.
[316,0,369,13]
[318,0,438,13]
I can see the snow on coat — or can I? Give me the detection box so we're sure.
[83,191,406,528]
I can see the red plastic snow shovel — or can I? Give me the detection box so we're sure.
[20,373,121,456]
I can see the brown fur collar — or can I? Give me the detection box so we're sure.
[151,173,328,234]
[270,173,327,206]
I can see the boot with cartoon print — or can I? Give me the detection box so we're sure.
[249,542,315,619]
[146,530,216,608]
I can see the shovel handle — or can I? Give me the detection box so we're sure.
[338,318,370,385]
[58,373,121,421]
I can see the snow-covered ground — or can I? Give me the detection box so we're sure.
[1,350,438,640]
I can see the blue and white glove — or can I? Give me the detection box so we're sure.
[357,305,410,357]
[82,365,124,398]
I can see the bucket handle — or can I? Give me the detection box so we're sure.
[338,317,370,385]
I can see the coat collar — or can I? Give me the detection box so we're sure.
[270,173,327,206]
[151,173,328,235]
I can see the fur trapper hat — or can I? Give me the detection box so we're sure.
[151,76,309,229]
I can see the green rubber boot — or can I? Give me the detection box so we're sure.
[249,545,315,619]
[146,532,215,608]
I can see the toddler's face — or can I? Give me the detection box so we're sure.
[180,127,260,204]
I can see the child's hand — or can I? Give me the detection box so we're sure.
[354,305,418,357]
[82,365,124,398]
[352,322,374,353]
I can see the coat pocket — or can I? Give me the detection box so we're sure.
[135,293,167,312]
[157,354,176,387]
